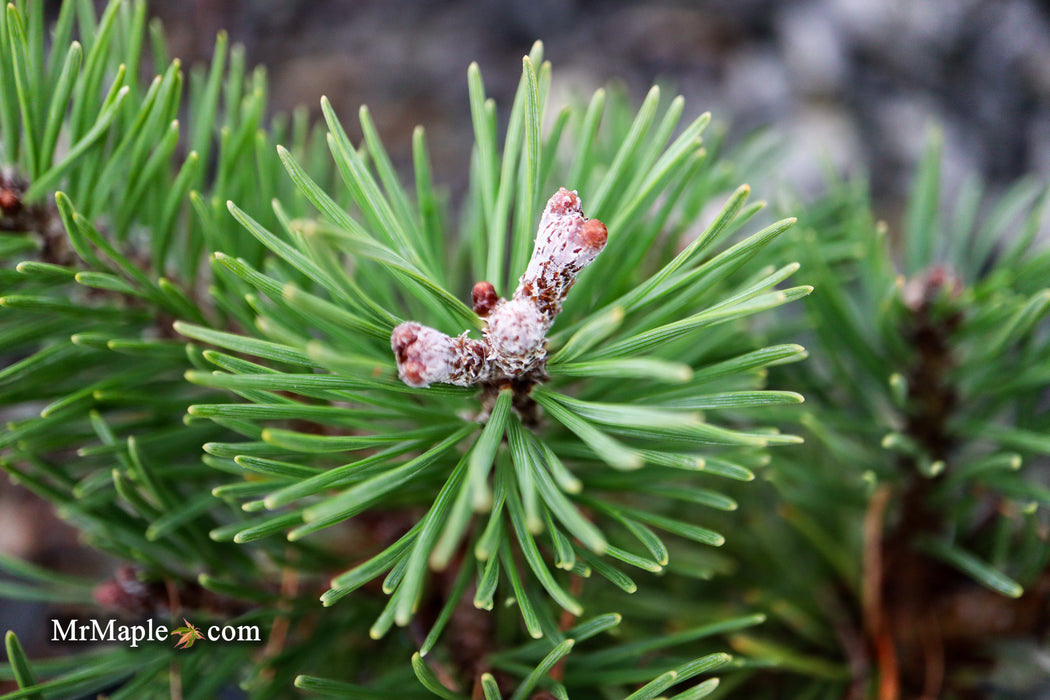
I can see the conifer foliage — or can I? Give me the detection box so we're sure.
[1,2,1047,699]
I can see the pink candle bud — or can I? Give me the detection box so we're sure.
[391,187,607,388]
[472,281,500,317]
[516,187,608,325]
[391,322,487,387]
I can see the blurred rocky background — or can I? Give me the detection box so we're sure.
[149,0,1050,214]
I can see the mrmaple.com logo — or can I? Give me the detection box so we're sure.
[51,618,261,649]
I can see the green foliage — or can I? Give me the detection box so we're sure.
[1,1,1047,699]
[697,137,1050,696]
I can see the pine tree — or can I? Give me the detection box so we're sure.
[1,2,1047,699]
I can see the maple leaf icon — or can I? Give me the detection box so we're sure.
[170,619,204,649]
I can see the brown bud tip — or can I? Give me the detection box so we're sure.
[93,566,150,612]
[0,188,20,214]
[391,321,457,388]
[399,360,427,387]
[391,323,428,386]
[472,281,499,317]
[548,187,581,215]
[93,580,124,609]
[391,322,420,363]
[581,219,608,249]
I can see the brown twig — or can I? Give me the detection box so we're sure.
[862,486,891,639]
[863,486,896,697]
[877,268,960,696]
[471,673,486,700]
[169,661,183,700]
[260,548,301,685]
[874,623,900,700]
[918,611,944,700]
[166,578,185,700]
[164,576,182,618]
